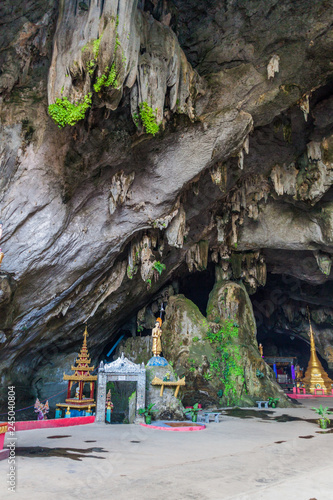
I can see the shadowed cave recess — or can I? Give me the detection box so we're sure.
[1,0,333,412]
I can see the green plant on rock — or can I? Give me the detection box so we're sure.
[206,320,245,405]
[127,265,133,279]
[92,37,101,57]
[203,371,213,381]
[209,359,219,372]
[48,93,92,128]
[86,59,95,75]
[188,358,197,373]
[152,261,166,275]
[139,102,160,136]
[92,25,123,93]
[82,35,103,75]
[94,63,118,92]
[127,264,138,280]
[312,405,332,429]
[256,369,265,379]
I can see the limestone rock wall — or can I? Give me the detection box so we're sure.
[146,364,186,420]
[48,0,204,124]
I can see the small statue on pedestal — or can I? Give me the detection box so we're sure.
[152,318,162,357]
[105,389,114,411]
[147,317,168,366]
[34,398,49,420]
[258,343,264,357]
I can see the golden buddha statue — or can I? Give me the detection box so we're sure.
[302,313,333,394]
[152,317,162,357]
[295,364,303,380]
[258,343,264,357]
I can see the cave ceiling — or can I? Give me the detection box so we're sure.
[1,0,333,385]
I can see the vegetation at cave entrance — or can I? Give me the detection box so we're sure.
[49,25,121,127]
[93,26,122,93]
[82,34,103,75]
[139,102,160,136]
[206,320,245,405]
[94,63,118,93]
[152,261,166,275]
[48,93,92,128]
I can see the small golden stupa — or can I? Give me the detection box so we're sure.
[302,313,333,394]
[56,325,97,412]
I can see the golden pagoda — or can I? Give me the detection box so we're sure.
[56,326,97,413]
[302,314,333,394]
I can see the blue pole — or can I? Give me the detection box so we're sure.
[273,363,277,378]
[106,335,125,358]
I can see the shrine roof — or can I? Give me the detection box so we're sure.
[62,325,97,381]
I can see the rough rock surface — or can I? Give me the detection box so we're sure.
[206,281,287,405]
[1,0,333,406]
[121,285,288,407]
[146,364,186,420]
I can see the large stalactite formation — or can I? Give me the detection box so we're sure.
[1,0,333,406]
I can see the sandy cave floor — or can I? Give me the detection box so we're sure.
[1,398,333,500]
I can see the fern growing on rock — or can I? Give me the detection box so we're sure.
[152,261,166,275]
[139,102,160,136]
[48,93,92,128]
[94,63,118,93]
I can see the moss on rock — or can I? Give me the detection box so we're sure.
[115,336,151,366]
[206,281,289,406]
[206,280,257,346]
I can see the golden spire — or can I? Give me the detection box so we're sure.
[83,324,88,346]
[302,309,333,394]
[63,325,97,381]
